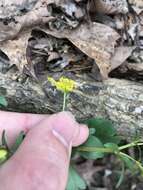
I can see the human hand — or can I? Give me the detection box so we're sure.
[0,111,89,190]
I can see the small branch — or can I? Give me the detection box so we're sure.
[62,92,67,111]
[119,141,143,151]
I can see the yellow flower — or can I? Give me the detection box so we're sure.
[48,76,76,93]
[0,148,8,163]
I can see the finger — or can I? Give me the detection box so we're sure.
[0,111,47,145]
[0,112,88,190]
[47,111,80,144]
[49,112,89,146]
[72,124,89,146]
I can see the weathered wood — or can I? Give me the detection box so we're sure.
[0,72,143,140]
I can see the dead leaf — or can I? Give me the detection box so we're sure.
[128,23,138,41]
[46,0,85,31]
[0,22,22,42]
[67,22,120,78]
[0,0,37,18]
[88,0,128,15]
[0,0,54,42]
[114,15,125,30]
[127,62,143,71]
[139,12,143,37]
[129,0,143,14]
[110,46,136,71]
[0,31,30,72]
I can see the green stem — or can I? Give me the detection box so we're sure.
[116,161,125,189]
[119,141,143,151]
[78,141,143,158]
[62,92,67,111]
[119,152,143,171]
[77,145,143,175]
[77,146,115,153]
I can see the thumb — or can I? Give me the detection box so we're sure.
[0,112,89,190]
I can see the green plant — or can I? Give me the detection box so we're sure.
[0,77,143,189]
[68,118,143,190]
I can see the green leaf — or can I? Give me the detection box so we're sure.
[86,118,115,136]
[119,154,136,172]
[10,131,25,155]
[66,166,86,190]
[0,96,8,107]
[85,118,121,144]
[104,143,119,152]
[105,136,121,144]
[79,136,104,159]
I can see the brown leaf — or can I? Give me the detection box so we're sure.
[0,0,53,42]
[110,46,136,71]
[0,0,37,18]
[89,0,128,15]
[0,31,30,72]
[139,12,143,37]
[67,22,120,79]
[129,0,143,14]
